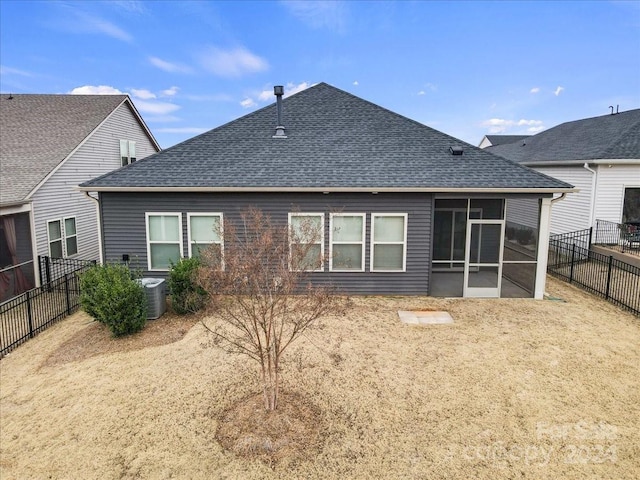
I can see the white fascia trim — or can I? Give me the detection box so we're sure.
[26,98,131,200]
[0,201,32,215]
[123,97,162,152]
[522,158,640,167]
[77,186,578,194]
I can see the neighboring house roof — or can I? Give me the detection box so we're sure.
[480,135,530,148]
[0,94,160,205]
[487,109,640,164]
[81,83,573,193]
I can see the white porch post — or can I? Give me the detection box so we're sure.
[534,197,552,299]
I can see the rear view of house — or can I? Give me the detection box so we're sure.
[0,94,160,302]
[80,83,575,299]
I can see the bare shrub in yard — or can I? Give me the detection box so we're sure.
[198,207,347,411]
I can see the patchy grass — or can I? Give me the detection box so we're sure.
[0,276,639,479]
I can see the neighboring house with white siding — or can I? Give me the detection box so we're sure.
[487,109,640,235]
[0,94,160,302]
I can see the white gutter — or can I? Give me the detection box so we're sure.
[583,163,597,229]
[521,158,639,167]
[84,192,104,265]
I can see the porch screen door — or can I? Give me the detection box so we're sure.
[463,220,504,298]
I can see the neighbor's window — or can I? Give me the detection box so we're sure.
[289,213,324,272]
[120,140,137,166]
[47,217,78,258]
[330,213,365,271]
[146,213,182,270]
[47,220,63,258]
[188,213,223,261]
[370,213,407,272]
[64,217,78,256]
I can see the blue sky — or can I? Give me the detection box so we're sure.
[1,0,639,149]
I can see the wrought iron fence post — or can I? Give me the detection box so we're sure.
[26,290,34,338]
[569,243,576,283]
[605,256,614,300]
[588,227,593,249]
[64,273,72,315]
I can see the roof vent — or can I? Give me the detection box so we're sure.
[449,146,463,156]
[272,85,287,139]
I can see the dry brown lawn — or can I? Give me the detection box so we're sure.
[1,276,639,479]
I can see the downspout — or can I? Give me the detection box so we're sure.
[84,192,104,265]
[583,163,597,229]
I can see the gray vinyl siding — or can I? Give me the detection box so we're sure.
[100,192,433,295]
[31,103,158,260]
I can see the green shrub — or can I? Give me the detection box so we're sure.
[79,264,147,336]
[168,257,207,314]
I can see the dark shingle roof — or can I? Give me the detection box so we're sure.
[82,83,572,192]
[484,135,530,147]
[487,109,640,164]
[0,94,128,204]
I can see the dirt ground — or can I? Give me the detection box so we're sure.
[1,276,638,479]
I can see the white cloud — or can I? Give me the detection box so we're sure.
[149,56,193,74]
[130,88,156,100]
[353,80,359,86]
[283,81,313,97]
[417,91,425,96]
[161,86,179,97]
[0,65,33,77]
[530,87,540,94]
[69,85,124,95]
[134,100,181,115]
[554,86,565,96]
[253,82,315,105]
[481,118,544,134]
[528,126,545,133]
[282,1,347,32]
[68,8,132,42]
[198,46,268,77]
[424,82,437,92]
[240,98,257,108]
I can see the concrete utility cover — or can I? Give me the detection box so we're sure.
[398,310,454,325]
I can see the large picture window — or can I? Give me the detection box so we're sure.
[370,213,407,271]
[146,213,182,270]
[187,213,223,261]
[330,213,365,271]
[289,213,324,271]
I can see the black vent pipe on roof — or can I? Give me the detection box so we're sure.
[273,85,287,138]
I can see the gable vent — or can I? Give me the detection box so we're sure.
[272,85,287,139]
[449,146,463,156]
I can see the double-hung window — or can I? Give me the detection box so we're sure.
[47,217,77,257]
[120,140,136,166]
[330,213,365,271]
[289,213,324,271]
[370,213,407,271]
[188,213,223,263]
[146,213,182,270]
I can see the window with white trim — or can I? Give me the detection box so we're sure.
[120,139,136,166]
[289,213,324,272]
[188,213,223,262]
[47,220,63,258]
[370,213,407,272]
[64,217,78,256]
[330,213,365,271]
[47,217,78,258]
[146,213,182,270]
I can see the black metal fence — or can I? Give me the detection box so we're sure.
[1,257,96,358]
[38,255,96,285]
[593,219,640,257]
[548,234,640,316]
